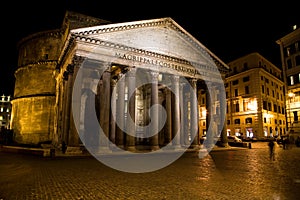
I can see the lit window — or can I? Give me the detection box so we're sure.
[0,107,3,112]
[291,76,294,85]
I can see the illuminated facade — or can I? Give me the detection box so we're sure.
[226,52,286,139]
[276,26,300,135]
[11,11,229,150]
[0,94,12,129]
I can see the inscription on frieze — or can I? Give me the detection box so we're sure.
[115,52,208,76]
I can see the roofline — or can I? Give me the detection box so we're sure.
[71,17,229,71]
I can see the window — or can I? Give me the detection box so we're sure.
[287,59,292,69]
[243,76,250,82]
[294,111,298,122]
[263,101,267,110]
[233,102,239,112]
[234,89,238,97]
[234,119,240,124]
[296,55,300,66]
[286,47,291,56]
[268,102,272,111]
[290,76,294,85]
[227,120,230,125]
[273,104,277,112]
[232,80,239,85]
[265,78,269,83]
[245,117,252,124]
[262,85,265,93]
[245,86,249,94]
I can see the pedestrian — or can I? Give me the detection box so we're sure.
[268,139,275,161]
[282,137,286,149]
[62,141,67,154]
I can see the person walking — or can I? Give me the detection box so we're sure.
[268,139,275,161]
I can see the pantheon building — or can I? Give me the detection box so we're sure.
[11,11,229,152]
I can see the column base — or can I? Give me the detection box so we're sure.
[98,146,112,154]
[189,144,200,150]
[150,145,160,151]
[126,146,136,152]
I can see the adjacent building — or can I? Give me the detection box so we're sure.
[225,52,286,140]
[276,26,300,136]
[10,11,229,151]
[0,94,12,130]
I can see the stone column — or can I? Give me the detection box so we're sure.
[68,65,80,147]
[116,73,125,149]
[180,82,189,146]
[219,83,228,147]
[172,75,181,149]
[149,71,160,151]
[98,66,111,152]
[110,79,117,146]
[205,82,214,150]
[165,87,172,146]
[62,63,74,145]
[190,78,199,149]
[125,67,136,151]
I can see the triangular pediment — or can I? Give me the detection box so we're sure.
[71,17,228,71]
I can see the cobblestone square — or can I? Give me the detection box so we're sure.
[1,142,300,200]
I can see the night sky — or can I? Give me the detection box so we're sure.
[1,1,299,96]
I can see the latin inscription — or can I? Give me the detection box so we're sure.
[115,52,209,76]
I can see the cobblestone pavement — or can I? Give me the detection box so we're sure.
[0,142,300,200]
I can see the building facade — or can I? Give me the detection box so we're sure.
[276,26,300,136]
[0,94,12,130]
[226,52,286,140]
[11,11,229,151]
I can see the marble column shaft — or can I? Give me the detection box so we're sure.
[116,74,125,148]
[172,75,181,147]
[110,79,117,145]
[150,71,160,150]
[165,88,172,145]
[99,68,111,150]
[190,79,199,147]
[125,68,136,151]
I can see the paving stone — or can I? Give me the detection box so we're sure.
[0,142,299,199]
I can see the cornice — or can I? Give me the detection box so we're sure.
[17,29,63,49]
[15,60,58,75]
[276,28,300,45]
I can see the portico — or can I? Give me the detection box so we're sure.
[55,17,229,152]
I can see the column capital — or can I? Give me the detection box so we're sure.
[72,55,85,68]
[111,79,117,87]
[172,75,180,81]
[189,78,198,87]
[150,71,160,82]
[126,67,136,77]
